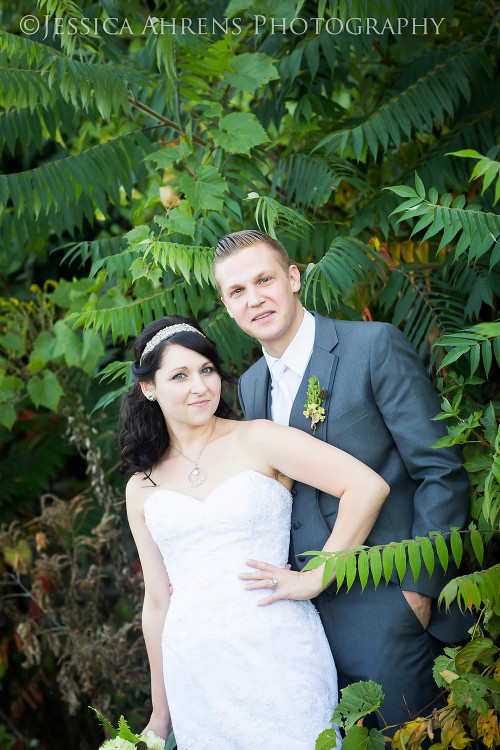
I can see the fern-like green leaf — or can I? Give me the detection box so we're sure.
[434,322,500,376]
[0,133,151,238]
[387,176,500,268]
[318,45,492,161]
[89,707,118,739]
[143,241,215,287]
[274,154,335,212]
[439,564,500,612]
[302,236,383,312]
[246,192,312,240]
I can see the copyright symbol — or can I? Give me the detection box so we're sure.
[20,15,40,35]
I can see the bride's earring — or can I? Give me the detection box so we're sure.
[148,394,156,401]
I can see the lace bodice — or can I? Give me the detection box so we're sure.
[145,470,292,602]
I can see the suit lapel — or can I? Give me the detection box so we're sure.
[289,314,339,441]
[250,357,270,419]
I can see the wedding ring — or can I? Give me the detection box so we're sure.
[271,578,278,590]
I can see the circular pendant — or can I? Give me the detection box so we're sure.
[187,466,206,487]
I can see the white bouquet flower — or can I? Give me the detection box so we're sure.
[141,731,166,750]
[92,708,166,750]
[101,739,136,750]
[100,734,165,750]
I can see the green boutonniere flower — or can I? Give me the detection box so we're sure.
[303,376,327,433]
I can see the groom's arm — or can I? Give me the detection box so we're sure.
[369,324,469,599]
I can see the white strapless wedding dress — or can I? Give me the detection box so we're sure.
[144,469,339,750]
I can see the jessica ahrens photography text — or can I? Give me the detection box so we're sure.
[21,14,446,39]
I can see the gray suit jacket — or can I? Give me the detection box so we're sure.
[238,313,471,641]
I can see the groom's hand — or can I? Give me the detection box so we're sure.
[402,590,432,629]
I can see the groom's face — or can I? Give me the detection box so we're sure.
[216,243,302,352]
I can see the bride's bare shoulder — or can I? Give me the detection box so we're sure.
[126,472,154,507]
[235,418,286,446]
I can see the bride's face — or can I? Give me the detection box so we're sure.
[143,344,221,426]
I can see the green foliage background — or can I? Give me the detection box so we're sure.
[0,1,498,748]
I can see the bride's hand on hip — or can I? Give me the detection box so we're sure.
[239,560,323,605]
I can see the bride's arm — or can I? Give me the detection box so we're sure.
[238,420,390,603]
[126,479,172,740]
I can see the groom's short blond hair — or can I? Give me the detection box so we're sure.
[212,230,292,287]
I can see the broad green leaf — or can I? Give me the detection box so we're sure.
[27,370,64,411]
[314,727,339,750]
[81,330,105,375]
[0,374,23,401]
[433,648,459,687]
[332,680,385,731]
[211,112,268,155]
[124,225,151,245]
[0,331,25,356]
[463,455,493,472]
[342,726,386,750]
[455,637,498,673]
[0,401,16,429]
[226,52,279,92]
[145,141,191,168]
[450,674,497,713]
[155,204,196,239]
[53,319,82,367]
[30,331,56,365]
[180,165,228,213]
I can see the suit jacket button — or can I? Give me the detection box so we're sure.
[291,489,297,497]
[292,521,301,530]
[297,555,305,563]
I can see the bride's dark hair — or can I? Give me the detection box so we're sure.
[119,315,235,476]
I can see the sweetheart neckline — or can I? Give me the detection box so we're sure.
[143,469,292,507]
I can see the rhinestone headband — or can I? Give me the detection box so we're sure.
[139,324,206,364]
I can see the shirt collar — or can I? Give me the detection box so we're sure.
[263,309,315,378]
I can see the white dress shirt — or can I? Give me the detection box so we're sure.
[262,309,316,426]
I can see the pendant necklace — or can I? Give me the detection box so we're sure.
[169,416,218,487]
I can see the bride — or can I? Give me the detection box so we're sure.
[120,315,389,750]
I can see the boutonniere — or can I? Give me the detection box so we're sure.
[303,376,328,433]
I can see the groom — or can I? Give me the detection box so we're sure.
[212,229,471,730]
